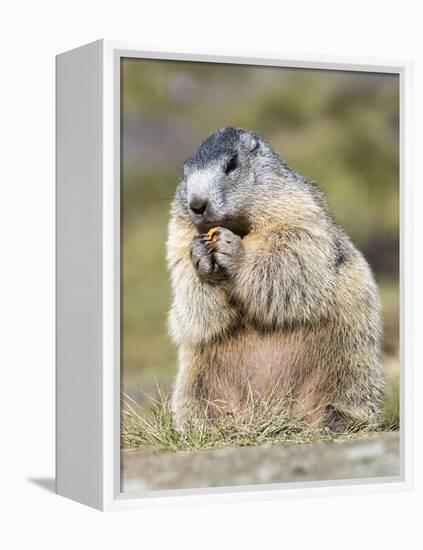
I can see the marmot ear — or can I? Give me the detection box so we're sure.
[249,137,260,153]
[248,136,260,154]
[240,132,260,154]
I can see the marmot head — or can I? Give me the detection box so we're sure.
[175,127,325,235]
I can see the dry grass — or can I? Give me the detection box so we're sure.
[121,379,399,452]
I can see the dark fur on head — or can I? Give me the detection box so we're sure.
[176,127,318,236]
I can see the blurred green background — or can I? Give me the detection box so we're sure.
[121,58,399,399]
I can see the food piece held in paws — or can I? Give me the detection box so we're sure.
[207,227,220,241]
[204,226,220,250]
[204,227,220,250]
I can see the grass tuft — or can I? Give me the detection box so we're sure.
[121,380,399,452]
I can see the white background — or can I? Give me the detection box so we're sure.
[1,0,421,548]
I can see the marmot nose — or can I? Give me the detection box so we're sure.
[189,198,208,216]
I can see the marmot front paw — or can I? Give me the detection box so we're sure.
[203,227,244,278]
[190,234,226,283]
[190,227,244,283]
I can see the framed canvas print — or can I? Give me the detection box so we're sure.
[56,40,412,510]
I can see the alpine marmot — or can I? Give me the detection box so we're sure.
[167,127,383,431]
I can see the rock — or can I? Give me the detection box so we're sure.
[121,432,400,493]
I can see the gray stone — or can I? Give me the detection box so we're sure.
[121,432,400,493]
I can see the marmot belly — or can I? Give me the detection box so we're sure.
[192,325,333,419]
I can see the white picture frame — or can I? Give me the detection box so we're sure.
[56,39,412,511]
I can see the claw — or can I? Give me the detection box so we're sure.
[202,237,216,250]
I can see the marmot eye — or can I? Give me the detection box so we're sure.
[225,154,238,175]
